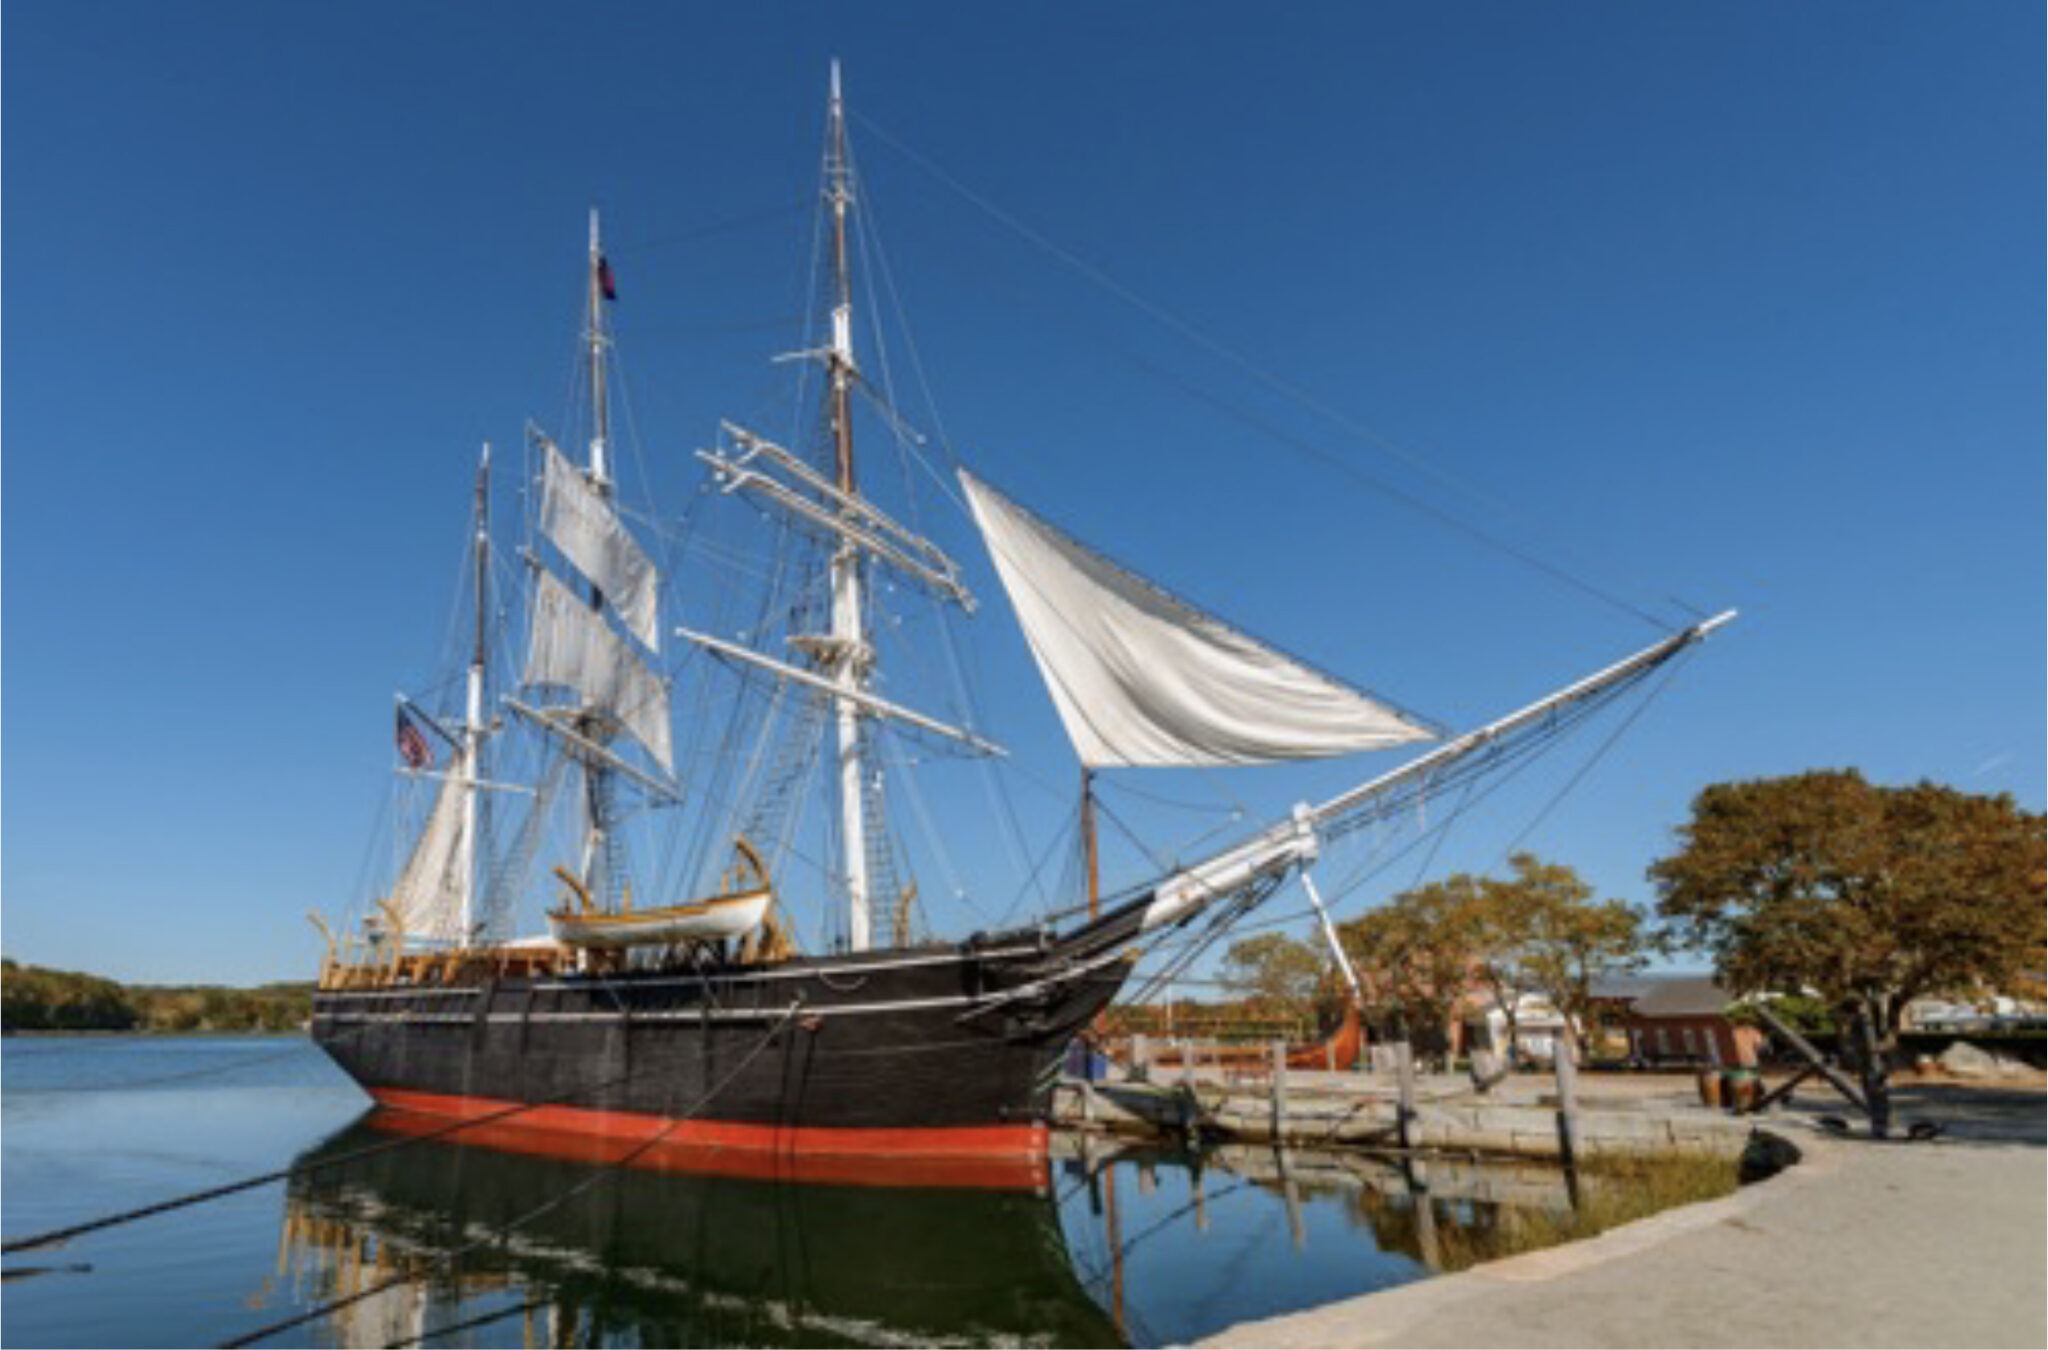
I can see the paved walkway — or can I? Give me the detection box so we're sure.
[1203,1084,2046,1349]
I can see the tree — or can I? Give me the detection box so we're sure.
[1218,933,1325,1025]
[1462,854,1647,1060]
[1651,769,2046,1132]
[1339,875,1488,1062]
[1511,881,1647,1053]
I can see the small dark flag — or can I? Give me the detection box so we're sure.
[598,256,618,302]
[396,708,433,770]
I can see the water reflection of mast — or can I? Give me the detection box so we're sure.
[1084,808,1128,1343]
[1402,1155,1441,1270]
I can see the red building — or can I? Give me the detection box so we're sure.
[1598,975,1766,1068]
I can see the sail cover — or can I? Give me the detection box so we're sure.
[540,440,660,651]
[524,569,675,773]
[961,471,1433,767]
[389,748,469,942]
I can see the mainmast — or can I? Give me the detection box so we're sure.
[683,63,995,950]
[823,60,875,951]
[581,207,615,905]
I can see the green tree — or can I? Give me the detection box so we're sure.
[1651,769,2046,1132]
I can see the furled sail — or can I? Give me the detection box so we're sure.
[388,748,470,943]
[540,440,660,651]
[961,471,1434,768]
[524,569,675,773]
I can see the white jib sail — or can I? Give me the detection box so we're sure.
[524,569,675,774]
[961,471,1434,768]
[540,440,660,651]
[389,748,470,943]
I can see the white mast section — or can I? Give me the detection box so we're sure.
[586,208,611,491]
[824,60,874,952]
[677,625,1006,757]
[582,208,615,903]
[698,421,975,610]
[459,443,490,946]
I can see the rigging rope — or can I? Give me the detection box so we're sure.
[849,108,1676,635]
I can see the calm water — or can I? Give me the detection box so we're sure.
[1,1037,1674,1347]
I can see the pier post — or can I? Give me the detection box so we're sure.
[1271,1040,1289,1142]
[1395,1040,1417,1151]
[1554,1032,1581,1167]
[1132,1033,1148,1083]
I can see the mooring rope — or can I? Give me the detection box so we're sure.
[0,1003,802,1258]
[223,1002,803,1349]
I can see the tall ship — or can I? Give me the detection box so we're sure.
[309,65,1732,1168]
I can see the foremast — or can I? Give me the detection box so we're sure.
[823,60,875,951]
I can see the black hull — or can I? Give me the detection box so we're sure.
[312,937,1128,1152]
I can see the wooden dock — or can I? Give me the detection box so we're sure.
[1055,1054,1756,1161]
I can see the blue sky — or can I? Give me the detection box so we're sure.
[5,3,2042,985]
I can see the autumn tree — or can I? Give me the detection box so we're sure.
[1338,875,1488,1063]
[1218,932,1326,1027]
[1651,769,2046,1132]
[1457,854,1647,1060]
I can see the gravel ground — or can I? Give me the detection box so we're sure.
[1202,1084,2046,1349]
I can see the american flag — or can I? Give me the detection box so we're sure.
[598,256,618,302]
[396,708,433,770]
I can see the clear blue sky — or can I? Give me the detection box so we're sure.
[5,2,2042,985]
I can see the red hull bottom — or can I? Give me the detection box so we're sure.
[366,1088,1052,1192]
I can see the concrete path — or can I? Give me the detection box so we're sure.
[1202,1084,2046,1349]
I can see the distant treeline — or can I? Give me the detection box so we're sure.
[1,958,314,1033]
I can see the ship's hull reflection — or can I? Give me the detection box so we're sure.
[277,1108,1123,1348]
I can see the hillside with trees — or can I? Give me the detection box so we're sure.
[1,959,313,1033]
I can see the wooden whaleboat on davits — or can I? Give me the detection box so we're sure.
[307,63,1734,1168]
[543,840,780,951]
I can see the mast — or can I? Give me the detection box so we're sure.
[586,208,612,491]
[1082,768,1101,919]
[581,207,614,906]
[824,60,874,951]
[459,443,490,945]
